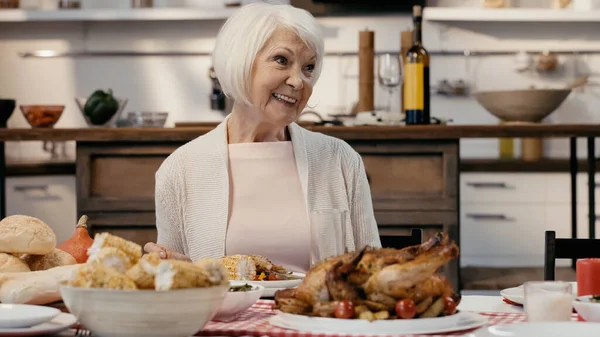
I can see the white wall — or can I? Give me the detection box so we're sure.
[1,0,600,163]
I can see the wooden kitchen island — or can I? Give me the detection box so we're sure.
[3,123,600,292]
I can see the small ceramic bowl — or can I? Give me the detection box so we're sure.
[213,281,264,321]
[573,295,600,322]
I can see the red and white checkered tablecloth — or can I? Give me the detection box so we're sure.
[195,300,527,337]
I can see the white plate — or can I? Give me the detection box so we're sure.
[0,304,61,329]
[466,322,600,337]
[269,310,488,335]
[246,272,305,297]
[246,272,305,289]
[500,282,577,305]
[0,312,77,336]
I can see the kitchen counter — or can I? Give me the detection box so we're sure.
[3,123,600,292]
[1,123,600,141]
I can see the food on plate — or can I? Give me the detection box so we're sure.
[230,283,254,292]
[66,232,228,292]
[87,232,142,265]
[0,264,82,305]
[221,254,290,281]
[222,255,256,280]
[20,248,77,271]
[0,253,31,273]
[0,215,56,255]
[273,232,461,321]
[56,215,94,263]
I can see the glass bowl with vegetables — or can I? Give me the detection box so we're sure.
[75,89,128,128]
[20,105,64,128]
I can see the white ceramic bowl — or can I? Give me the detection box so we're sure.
[213,281,265,321]
[59,284,229,337]
[573,295,600,322]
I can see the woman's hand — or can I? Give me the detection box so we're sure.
[143,242,191,262]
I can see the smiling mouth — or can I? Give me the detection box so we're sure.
[272,93,298,104]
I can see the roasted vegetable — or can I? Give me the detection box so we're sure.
[84,89,119,125]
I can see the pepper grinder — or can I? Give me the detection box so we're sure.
[209,67,225,111]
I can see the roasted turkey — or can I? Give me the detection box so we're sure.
[273,232,460,319]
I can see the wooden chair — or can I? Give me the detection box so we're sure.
[380,228,423,249]
[544,230,600,280]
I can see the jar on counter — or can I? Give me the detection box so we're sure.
[0,0,19,9]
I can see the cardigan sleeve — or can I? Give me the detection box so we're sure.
[347,149,382,250]
[155,157,187,256]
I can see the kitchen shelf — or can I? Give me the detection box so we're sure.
[424,7,600,23]
[0,7,238,23]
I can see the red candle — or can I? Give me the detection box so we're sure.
[576,258,600,296]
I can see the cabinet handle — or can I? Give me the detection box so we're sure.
[13,185,49,192]
[466,182,510,189]
[466,213,512,221]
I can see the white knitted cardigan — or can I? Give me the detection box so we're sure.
[154,116,382,262]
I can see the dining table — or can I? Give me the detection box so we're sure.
[54,295,533,337]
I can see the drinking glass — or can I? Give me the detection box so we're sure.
[524,281,573,322]
[377,53,403,113]
[309,209,346,267]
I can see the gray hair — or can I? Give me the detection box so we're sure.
[212,2,324,106]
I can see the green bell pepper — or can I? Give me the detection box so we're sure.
[84,89,119,125]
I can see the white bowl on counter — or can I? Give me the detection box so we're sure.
[59,283,229,337]
[213,281,264,321]
[573,295,600,322]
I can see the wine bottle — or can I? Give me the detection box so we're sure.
[403,5,430,125]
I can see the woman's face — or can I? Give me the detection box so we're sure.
[249,28,317,126]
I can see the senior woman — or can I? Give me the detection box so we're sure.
[144,2,381,272]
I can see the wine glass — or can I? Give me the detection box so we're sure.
[377,53,403,115]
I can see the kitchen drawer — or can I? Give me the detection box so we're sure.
[546,173,600,205]
[460,173,547,204]
[6,175,77,244]
[352,140,458,212]
[77,142,180,212]
[460,204,546,265]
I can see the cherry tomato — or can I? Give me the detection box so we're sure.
[444,296,457,315]
[268,274,278,281]
[334,300,355,319]
[395,299,417,319]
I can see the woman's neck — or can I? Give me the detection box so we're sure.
[226,107,289,144]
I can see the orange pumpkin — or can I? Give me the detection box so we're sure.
[57,215,94,263]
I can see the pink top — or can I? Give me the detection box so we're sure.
[225,141,310,273]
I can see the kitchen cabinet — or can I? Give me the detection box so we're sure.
[460,172,598,268]
[5,175,77,244]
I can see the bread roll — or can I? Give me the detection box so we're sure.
[0,215,56,255]
[0,253,31,273]
[20,249,76,271]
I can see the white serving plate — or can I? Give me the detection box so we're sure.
[246,272,305,298]
[466,322,600,337]
[269,310,488,335]
[0,304,61,329]
[501,282,577,305]
[0,312,76,337]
